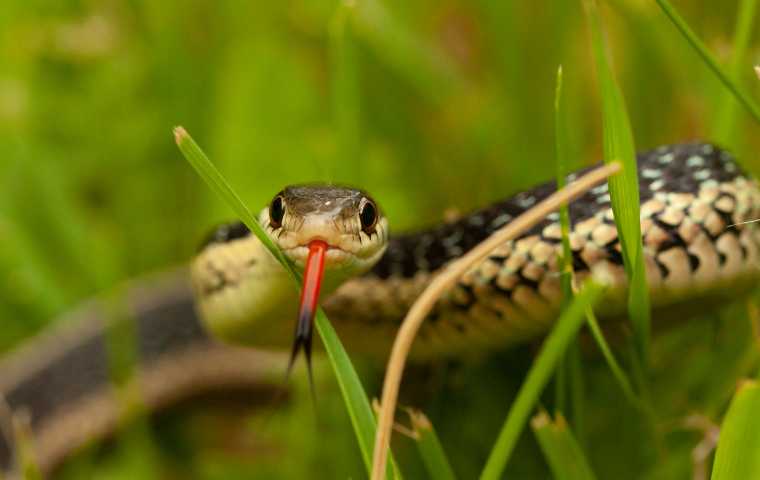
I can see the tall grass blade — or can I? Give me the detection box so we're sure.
[655,0,760,125]
[479,281,604,480]
[174,127,397,479]
[531,410,597,480]
[713,0,758,145]
[554,68,573,308]
[553,65,585,438]
[408,409,457,480]
[711,380,760,479]
[585,0,651,369]
[554,63,639,432]
[584,308,639,408]
[10,412,41,480]
[174,128,294,276]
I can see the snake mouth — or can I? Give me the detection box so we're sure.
[282,242,356,268]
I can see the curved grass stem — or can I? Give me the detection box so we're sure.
[370,162,622,480]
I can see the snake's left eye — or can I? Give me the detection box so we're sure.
[269,195,285,228]
[359,199,377,233]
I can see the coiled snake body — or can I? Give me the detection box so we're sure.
[1,143,759,475]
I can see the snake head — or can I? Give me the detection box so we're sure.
[260,185,389,384]
[192,185,388,358]
[263,184,388,277]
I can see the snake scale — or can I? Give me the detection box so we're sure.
[1,142,758,476]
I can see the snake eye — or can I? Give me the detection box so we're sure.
[269,195,285,228]
[359,199,378,233]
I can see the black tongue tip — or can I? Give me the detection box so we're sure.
[287,310,313,375]
[286,316,316,402]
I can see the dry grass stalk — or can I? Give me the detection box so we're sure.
[370,161,622,480]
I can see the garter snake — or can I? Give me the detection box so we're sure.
[0,142,758,476]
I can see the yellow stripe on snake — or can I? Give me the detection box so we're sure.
[0,142,759,475]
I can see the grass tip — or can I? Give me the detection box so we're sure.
[406,408,432,432]
[737,379,758,392]
[530,410,551,429]
[173,126,188,145]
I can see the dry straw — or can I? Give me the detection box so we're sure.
[370,161,622,480]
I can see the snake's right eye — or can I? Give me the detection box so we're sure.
[269,195,285,228]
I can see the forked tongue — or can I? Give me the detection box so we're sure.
[287,239,328,393]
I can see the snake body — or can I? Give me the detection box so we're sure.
[193,142,760,357]
[1,142,759,475]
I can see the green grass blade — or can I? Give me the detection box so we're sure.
[711,380,760,479]
[655,0,760,125]
[585,0,651,369]
[554,66,573,308]
[314,312,397,478]
[553,65,585,439]
[531,411,597,480]
[174,127,295,277]
[554,65,569,414]
[479,281,604,480]
[10,412,42,480]
[583,307,639,408]
[408,409,457,480]
[713,0,758,145]
[174,127,397,479]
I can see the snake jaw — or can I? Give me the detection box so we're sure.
[282,244,356,269]
[262,203,390,277]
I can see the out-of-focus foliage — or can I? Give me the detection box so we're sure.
[1,0,759,478]
[711,380,760,479]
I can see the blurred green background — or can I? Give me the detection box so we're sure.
[1,0,759,478]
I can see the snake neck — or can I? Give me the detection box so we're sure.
[191,225,365,347]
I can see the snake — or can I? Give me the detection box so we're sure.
[0,142,758,476]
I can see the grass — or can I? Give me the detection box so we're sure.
[480,282,604,480]
[586,0,651,373]
[530,411,596,480]
[407,409,457,480]
[553,64,586,440]
[174,128,397,479]
[370,162,620,480]
[713,0,758,145]
[554,59,642,443]
[656,0,760,126]
[2,0,760,478]
[711,380,760,478]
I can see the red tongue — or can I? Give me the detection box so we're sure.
[287,240,328,384]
